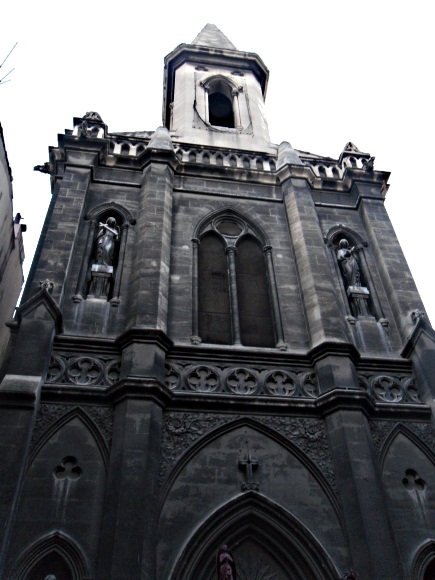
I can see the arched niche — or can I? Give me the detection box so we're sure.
[171,493,341,580]
[73,202,135,305]
[157,421,345,578]
[381,426,435,575]
[192,208,285,349]
[324,225,384,320]
[8,412,107,577]
[12,531,90,580]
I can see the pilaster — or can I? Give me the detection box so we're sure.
[96,398,163,579]
[22,166,92,305]
[359,195,424,343]
[325,410,404,579]
[282,177,350,348]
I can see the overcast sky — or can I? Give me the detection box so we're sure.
[2,1,434,326]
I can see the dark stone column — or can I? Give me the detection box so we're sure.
[0,290,62,571]
[282,177,350,348]
[359,195,425,343]
[22,166,92,305]
[127,128,175,335]
[325,409,404,579]
[96,399,163,579]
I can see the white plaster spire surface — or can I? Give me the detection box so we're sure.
[191,23,237,51]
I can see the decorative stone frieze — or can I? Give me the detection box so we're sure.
[46,354,121,387]
[165,362,318,399]
[358,373,421,404]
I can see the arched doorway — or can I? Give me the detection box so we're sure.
[172,492,340,580]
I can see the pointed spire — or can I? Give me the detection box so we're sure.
[191,24,237,51]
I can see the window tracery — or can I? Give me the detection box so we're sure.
[192,211,285,349]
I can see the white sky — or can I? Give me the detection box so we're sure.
[1,1,434,326]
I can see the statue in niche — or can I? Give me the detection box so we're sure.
[96,217,119,266]
[337,239,360,288]
[88,217,119,299]
[336,238,372,317]
[217,545,237,580]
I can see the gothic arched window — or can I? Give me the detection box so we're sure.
[192,211,285,349]
[207,79,235,128]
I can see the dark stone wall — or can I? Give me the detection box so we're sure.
[2,119,435,580]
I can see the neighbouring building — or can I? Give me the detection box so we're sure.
[0,124,25,373]
[1,24,435,580]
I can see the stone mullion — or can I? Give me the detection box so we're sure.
[191,238,200,343]
[225,246,242,345]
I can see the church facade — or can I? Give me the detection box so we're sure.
[1,24,435,579]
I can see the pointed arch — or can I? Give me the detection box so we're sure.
[86,201,136,225]
[412,540,435,580]
[159,416,341,521]
[171,492,340,579]
[379,423,435,472]
[29,405,110,471]
[193,206,270,245]
[192,208,285,348]
[12,531,90,580]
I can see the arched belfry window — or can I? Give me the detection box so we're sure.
[208,80,234,128]
[192,211,286,349]
[73,203,135,306]
[200,76,243,130]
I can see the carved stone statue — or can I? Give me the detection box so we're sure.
[217,545,236,580]
[337,239,360,287]
[96,217,119,267]
[88,217,120,299]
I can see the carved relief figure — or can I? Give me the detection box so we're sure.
[96,217,119,266]
[217,545,237,580]
[337,238,360,287]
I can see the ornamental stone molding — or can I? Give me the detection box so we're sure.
[358,373,421,404]
[164,363,318,399]
[46,354,121,387]
[31,403,114,449]
[159,412,336,492]
[369,420,435,456]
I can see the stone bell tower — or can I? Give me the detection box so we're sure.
[1,23,435,580]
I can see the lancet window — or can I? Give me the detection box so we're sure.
[192,211,285,348]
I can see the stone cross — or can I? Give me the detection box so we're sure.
[238,442,259,491]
